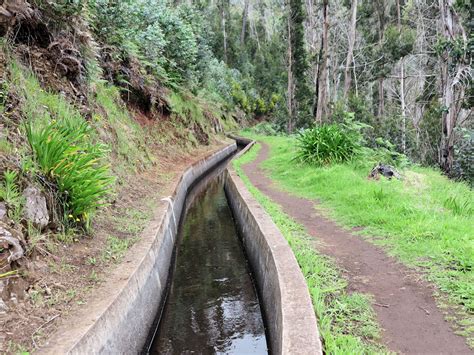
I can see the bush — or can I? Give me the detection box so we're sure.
[251,122,279,135]
[90,0,198,83]
[26,114,113,227]
[35,0,86,20]
[453,127,473,186]
[295,124,361,166]
[362,137,411,168]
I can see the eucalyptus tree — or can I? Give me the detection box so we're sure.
[314,0,329,123]
[343,0,358,100]
[437,0,471,174]
[287,0,311,131]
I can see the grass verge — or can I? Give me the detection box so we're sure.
[233,143,389,354]
[240,133,474,347]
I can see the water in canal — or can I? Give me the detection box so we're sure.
[147,172,268,354]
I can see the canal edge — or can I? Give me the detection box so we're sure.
[225,139,323,355]
[37,142,238,354]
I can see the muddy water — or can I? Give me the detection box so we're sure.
[147,173,268,354]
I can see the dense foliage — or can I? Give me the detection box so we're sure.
[26,115,113,227]
[295,125,360,166]
[224,0,471,183]
[84,0,279,117]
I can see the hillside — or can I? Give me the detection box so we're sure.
[0,1,249,351]
[0,0,472,353]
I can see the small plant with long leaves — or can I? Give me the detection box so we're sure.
[295,124,361,166]
[25,114,114,229]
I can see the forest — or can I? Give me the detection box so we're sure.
[76,0,474,181]
[207,0,473,183]
[1,0,470,181]
[0,0,472,353]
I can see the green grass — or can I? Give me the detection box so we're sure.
[93,83,153,173]
[295,124,360,166]
[233,144,388,354]
[240,133,474,347]
[101,236,137,263]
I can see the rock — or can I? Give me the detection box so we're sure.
[368,163,402,180]
[0,225,24,263]
[23,185,49,229]
[0,202,6,220]
[0,298,9,314]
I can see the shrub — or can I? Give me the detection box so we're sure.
[295,124,361,166]
[250,122,279,136]
[26,114,113,228]
[35,0,86,19]
[362,137,411,168]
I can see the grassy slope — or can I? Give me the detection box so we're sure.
[233,144,389,354]
[240,133,474,345]
[1,54,235,351]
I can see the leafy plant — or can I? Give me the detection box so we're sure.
[249,122,279,136]
[295,124,361,166]
[0,170,24,222]
[25,114,114,228]
[453,127,473,186]
[362,137,411,168]
[0,170,20,202]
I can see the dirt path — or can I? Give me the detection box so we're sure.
[242,142,471,354]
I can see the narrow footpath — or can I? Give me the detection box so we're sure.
[242,142,471,354]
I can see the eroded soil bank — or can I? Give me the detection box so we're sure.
[242,142,471,354]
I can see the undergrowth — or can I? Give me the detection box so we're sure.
[233,144,388,354]
[10,61,114,228]
[241,133,474,347]
[0,170,24,223]
[93,83,153,173]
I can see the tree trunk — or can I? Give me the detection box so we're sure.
[375,1,385,120]
[343,0,357,100]
[400,58,407,153]
[438,0,457,173]
[377,77,384,118]
[221,2,228,63]
[397,0,407,154]
[287,14,295,133]
[240,0,249,44]
[438,0,468,173]
[315,0,329,123]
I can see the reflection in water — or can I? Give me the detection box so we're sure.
[149,175,268,354]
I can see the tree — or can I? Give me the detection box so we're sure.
[287,0,310,131]
[287,13,296,132]
[218,0,229,63]
[240,0,249,44]
[314,0,329,123]
[437,0,470,174]
[343,0,358,100]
